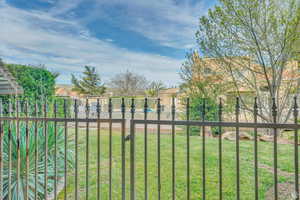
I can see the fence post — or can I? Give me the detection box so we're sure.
[218,98,223,200]
[130,101,136,200]
[254,97,259,200]
[63,99,68,200]
[96,98,101,200]
[157,98,161,200]
[85,99,90,200]
[294,96,299,200]
[25,100,29,200]
[235,97,240,200]
[74,99,79,200]
[108,98,113,200]
[121,98,126,200]
[34,99,38,200]
[202,98,206,200]
[272,98,278,200]
[144,98,148,200]
[171,97,176,200]
[44,99,48,200]
[186,98,191,200]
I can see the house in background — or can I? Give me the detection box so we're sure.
[0,62,23,95]
[158,87,182,111]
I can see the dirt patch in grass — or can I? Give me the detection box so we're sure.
[265,182,299,200]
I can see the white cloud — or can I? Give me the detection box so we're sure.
[76,0,212,49]
[0,1,183,85]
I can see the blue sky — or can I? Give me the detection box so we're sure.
[0,0,216,86]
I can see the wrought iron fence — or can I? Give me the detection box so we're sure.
[0,97,299,200]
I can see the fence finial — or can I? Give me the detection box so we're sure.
[130,98,135,115]
[74,99,78,118]
[157,98,161,114]
[25,99,29,117]
[144,98,148,114]
[218,98,223,118]
[96,99,101,117]
[202,98,206,121]
[43,98,47,117]
[186,98,190,120]
[294,96,298,118]
[171,97,176,118]
[121,98,126,116]
[254,97,258,113]
[108,98,112,115]
[63,99,67,118]
[53,99,57,118]
[272,97,277,119]
[236,97,240,116]
[85,98,90,117]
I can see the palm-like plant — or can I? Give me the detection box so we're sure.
[2,122,74,199]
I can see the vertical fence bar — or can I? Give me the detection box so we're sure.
[34,100,38,200]
[8,99,12,200]
[63,99,68,200]
[121,98,126,200]
[86,99,90,200]
[202,99,206,200]
[44,100,48,200]
[235,97,240,200]
[218,98,223,200]
[130,98,135,122]
[25,100,29,200]
[144,98,148,200]
[97,99,101,200]
[254,97,259,200]
[171,97,176,200]
[74,99,79,200]
[108,98,113,200]
[130,98,136,199]
[16,99,21,200]
[294,96,299,200]
[130,111,136,200]
[0,99,3,200]
[54,100,58,200]
[157,98,161,200]
[272,98,278,200]
[186,98,190,200]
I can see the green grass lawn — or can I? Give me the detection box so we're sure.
[58,128,297,200]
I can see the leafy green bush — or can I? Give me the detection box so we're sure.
[1,63,57,109]
[189,97,219,136]
[2,122,74,199]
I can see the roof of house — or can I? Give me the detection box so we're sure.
[55,84,81,98]
[0,63,23,95]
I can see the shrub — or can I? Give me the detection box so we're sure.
[2,122,74,199]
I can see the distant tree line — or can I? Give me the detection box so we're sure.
[71,66,166,97]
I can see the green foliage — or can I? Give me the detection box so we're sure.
[4,63,57,102]
[2,122,74,200]
[188,97,219,136]
[71,66,106,96]
[195,0,300,123]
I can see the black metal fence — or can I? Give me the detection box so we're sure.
[0,97,299,200]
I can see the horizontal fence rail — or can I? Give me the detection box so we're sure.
[0,97,299,200]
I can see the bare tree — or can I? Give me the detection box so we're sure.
[109,70,149,96]
[145,81,166,97]
[196,0,300,123]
